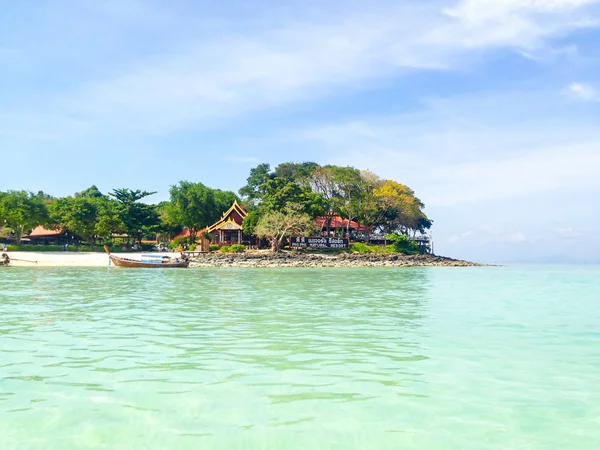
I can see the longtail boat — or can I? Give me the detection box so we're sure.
[104,246,189,268]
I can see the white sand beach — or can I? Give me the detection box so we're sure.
[5,252,180,267]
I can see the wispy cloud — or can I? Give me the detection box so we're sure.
[3,0,600,139]
[299,86,600,206]
[563,82,600,101]
[556,228,585,238]
[448,226,540,246]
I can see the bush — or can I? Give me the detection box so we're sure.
[219,245,231,253]
[188,244,197,251]
[169,236,189,249]
[230,244,246,253]
[385,233,423,255]
[71,246,104,252]
[349,243,372,254]
[209,244,220,252]
[6,244,108,252]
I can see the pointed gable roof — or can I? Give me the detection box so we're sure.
[206,200,247,233]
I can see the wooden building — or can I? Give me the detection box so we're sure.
[316,214,366,238]
[174,200,252,248]
[25,226,79,246]
[205,200,248,245]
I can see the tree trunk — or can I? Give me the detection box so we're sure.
[362,218,371,244]
[14,225,24,244]
[271,239,280,253]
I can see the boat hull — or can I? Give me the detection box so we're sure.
[108,255,189,268]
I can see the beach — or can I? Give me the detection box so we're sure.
[4,251,179,267]
[4,251,481,267]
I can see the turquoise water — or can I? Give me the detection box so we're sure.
[1,266,599,449]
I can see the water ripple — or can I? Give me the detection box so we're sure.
[1,266,600,448]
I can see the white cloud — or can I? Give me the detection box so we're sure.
[504,231,530,243]
[563,82,600,101]
[556,228,585,238]
[448,226,540,246]
[301,100,600,207]
[3,0,599,138]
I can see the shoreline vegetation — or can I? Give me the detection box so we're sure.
[2,161,458,262]
[4,250,484,268]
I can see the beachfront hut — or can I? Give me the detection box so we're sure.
[174,200,254,248]
[25,226,79,246]
[205,200,248,245]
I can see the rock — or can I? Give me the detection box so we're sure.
[187,250,486,268]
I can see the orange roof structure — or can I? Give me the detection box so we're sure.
[316,215,366,231]
[27,226,64,237]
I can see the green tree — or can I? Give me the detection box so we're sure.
[0,190,49,243]
[329,166,363,236]
[49,196,99,244]
[165,181,216,245]
[254,203,315,252]
[238,163,272,204]
[352,170,384,243]
[110,188,160,245]
[213,189,239,221]
[241,209,262,236]
[261,177,325,217]
[48,188,124,244]
[76,185,104,198]
[310,165,341,235]
[94,198,125,239]
[374,180,432,236]
[273,161,319,184]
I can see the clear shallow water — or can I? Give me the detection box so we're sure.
[1,266,599,449]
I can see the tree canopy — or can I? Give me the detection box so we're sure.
[238,162,432,242]
[1,162,432,249]
[165,181,217,244]
[48,187,123,244]
[0,191,49,243]
[110,189,160,245]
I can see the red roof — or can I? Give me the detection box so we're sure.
[316,214,366,231]
[28,226,64,237]
[174,229,193,238]
[174,212,365,239]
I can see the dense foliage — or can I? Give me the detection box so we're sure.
[0,191,49,243]
[238,162,432,244]
[0,162,431,253]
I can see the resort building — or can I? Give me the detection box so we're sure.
[24,226,80,246]
[316,214,365,238]
[175,200,253,247]
[204,200,248,245]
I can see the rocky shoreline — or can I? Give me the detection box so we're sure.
[188,251,484,268]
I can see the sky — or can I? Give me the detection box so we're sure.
[1,0,599,263]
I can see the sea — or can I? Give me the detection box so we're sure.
[1,265,599,449]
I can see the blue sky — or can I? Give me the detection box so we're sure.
[1,0,599,263]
